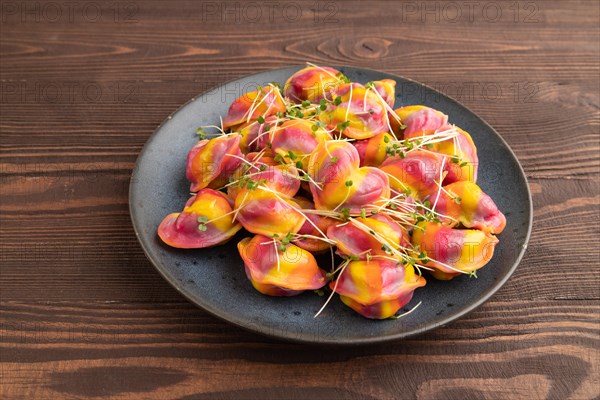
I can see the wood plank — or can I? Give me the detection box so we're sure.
[1,300,598,399]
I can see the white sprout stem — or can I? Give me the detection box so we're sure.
[314,259,350,318]
[373,87,401,123]
[227,154,263,172]
[429,258,468,275]
[369,255,435,272]
[431,156,446,212]
[392,301,423,320]
[295,168,323,190]
[263,86,284,117]
[247,118,282,148]
[332,185,352,212]
[374,191,411,212]
[197,124,232,137]
[348,218,410,262]
[404,126,459,142]
[344,84,353,123]
[199,207,239,226]
[231,191,249,222]
[378,210,414,226]
[414,263,434,272]
[379,192,457,224]
[419,204,458,224]
[300,209,345,220]
[243,88,267,123]
[383,171,410,192]
[306,62,342,81]
[245,87,274,124]
[273,238,281,272]
[454,128,464,154]
[368,87,400,140]
[436,184,457,199]
[397,127,459,154]
[219,169,271,190]
[318,75,328,100]
[293,233,336,245]
[329,246,335,273]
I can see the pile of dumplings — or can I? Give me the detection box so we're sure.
[158,65,506,319]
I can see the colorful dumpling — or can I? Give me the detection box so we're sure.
[327,214,409,260]
[354,132,394,167]
[315,166,390,212]
[331,260,426,319]
[308,141,390,212]
[238,234,328,296]
[270,119,331,169]
[227,163,300,201]
[237,115,278,153]
[436,127,478,183]
[307,140,360,184]
[392,105,448,138]
[319,83,389,139]
[158,189,242,249]
[222,86,286,130]
[284,66,345,103]
[186,134,243,192]
[380,150,445,200]
[433,181,506,234]
[234,187,306,237]
[411,221,499,280]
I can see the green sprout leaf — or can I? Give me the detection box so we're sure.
[196,127,207,139]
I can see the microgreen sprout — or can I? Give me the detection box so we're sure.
[197,215,208,232]
[196,127,207,139]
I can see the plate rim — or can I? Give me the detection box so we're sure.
[129,65,533,345]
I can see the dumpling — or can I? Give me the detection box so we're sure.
[238,234,328,296]
[284,66,345,103]
[222,86,286,130]
[186,134,243,192]
[234,187,305,237]
[158,189,242,249]
[331,260,426,319]
[308,141,390,212]
[433,181,506,234]
[327,214,409,260]
[380,150,445,200]
[411,221,499,280]
[319,83,389,139]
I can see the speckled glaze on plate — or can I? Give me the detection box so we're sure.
[129,66,532,345]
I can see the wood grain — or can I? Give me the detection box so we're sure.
[1,300,598,399]
[1,0,599,399]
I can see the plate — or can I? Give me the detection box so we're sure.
[129,66,532,344]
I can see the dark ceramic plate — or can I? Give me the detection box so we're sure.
[130,66,532,345]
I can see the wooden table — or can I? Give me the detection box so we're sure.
[1,1,599,398]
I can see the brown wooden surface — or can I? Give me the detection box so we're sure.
[1,0,599,399]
